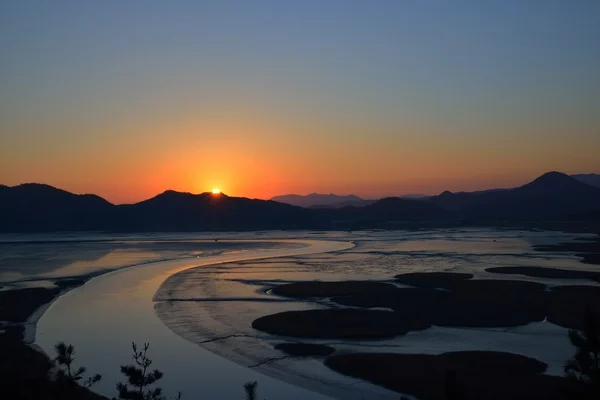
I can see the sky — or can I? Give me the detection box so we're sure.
[1,1,599,204]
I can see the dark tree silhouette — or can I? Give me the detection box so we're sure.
[54,341,102,388]
[116,342,181,400]
[565,306,600,399]
[243,381,257,400]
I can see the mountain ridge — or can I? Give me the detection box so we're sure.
[2,171,599,232]
[271,193,364,208]
[430,171,600,219]
[572,173,600,188]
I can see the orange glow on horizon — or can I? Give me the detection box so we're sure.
[212,188,221,194]
[1,113,598,205]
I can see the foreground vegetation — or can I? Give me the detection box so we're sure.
[0,331,258,400]
[4,307,599,400]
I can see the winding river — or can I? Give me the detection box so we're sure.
[35,239,354,400]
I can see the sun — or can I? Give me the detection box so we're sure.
[211,188,221,194]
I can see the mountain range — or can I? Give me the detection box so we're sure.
[271,193,367,208]
[429,172,600,220]
[1,172,599,232]
[572,173,600,188]
[271,193,426,208]
[273,174,600,208]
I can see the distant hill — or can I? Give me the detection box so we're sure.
[271,193,365,208]
[0,183,114,232]
[337,197,451,222]
[117,190,314,231]
[0,185,451,232]
[0,185,321,232]
[271,193,427,209]
[430,171,600,220]
[2,171,600,232]
[399,194,428,200]
[572,173,600,188]
[309,199,376,209]
[306,194,427,209]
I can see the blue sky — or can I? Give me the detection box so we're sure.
[1,1,599,202]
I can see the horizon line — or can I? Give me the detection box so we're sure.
[2,170,598,205]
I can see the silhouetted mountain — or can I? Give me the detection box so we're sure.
[272,193,427,209]
[271,193,364,208]
[0,185,453,232]
[2,172,599,232]
[0,183,114,232]
[338,197,451,222]
[568,208,600,222]
[117,190,314,231]
[399,194,428,200]
[309,199,376,209]
[307,194,428,209]
[431,172,600,220]
[572,173,600,188]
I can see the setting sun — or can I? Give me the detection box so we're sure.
[212,188,221,194]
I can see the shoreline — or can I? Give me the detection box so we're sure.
[24,287,72,344]
[0,239,328,398]
[151,233,594,398]
[15,239,306,344]
[13,230,598,398]
[19,253,234,345]
[34,239,356,400]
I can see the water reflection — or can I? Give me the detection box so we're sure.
[28,229,598,399]
[0,239,299,283]
[154,229,591,398]
[36,240,353,400]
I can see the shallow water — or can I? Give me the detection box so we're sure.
[0,234,300,284]
[35,239,357,400]
[28,229,599,399]
[153,229,595,398]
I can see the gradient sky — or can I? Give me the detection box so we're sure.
[1,1,599,204]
